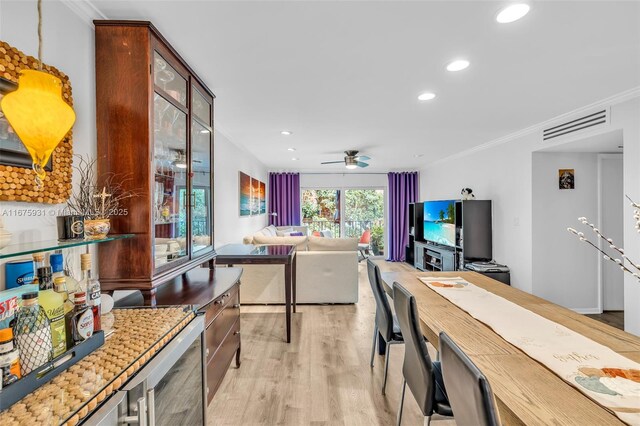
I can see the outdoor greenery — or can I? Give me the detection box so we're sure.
[302,189,385,254]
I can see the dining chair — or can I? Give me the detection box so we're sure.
[366,259,403,395]
[393,282,452,426]
[439,332,501,426]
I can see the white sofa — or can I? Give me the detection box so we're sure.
[239,225,359,304]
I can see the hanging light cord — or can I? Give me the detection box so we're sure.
[37,0,43,70]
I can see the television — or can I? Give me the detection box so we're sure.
[423,200,456,247]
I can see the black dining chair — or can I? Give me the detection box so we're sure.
[393,282,452,426]
[439,332,501,426]
[366,259,403,395]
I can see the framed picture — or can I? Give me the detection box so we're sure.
[251,178,261,215]
[239,172,251,216]
[0,78,53,171]
[559,169,575,190]
[259,181,266,214]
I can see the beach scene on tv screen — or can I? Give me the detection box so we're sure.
[424,200,456,247]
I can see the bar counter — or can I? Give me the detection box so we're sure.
[0,306,195,425]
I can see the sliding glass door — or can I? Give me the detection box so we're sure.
[344,189,385,255]
[301,187,386,255]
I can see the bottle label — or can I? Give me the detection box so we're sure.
[44,305,67,358]
[77,310,94,341]
[88,291,101,304]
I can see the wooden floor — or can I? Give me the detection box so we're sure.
[207,260,452,425]
[207,261,628,425]
[587,310,624,330]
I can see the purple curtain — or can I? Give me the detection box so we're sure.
[268,172,301,226]
[387,172,419,262]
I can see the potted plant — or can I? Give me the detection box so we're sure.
[66,155,139,240]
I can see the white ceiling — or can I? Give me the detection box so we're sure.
[89,0,640,172]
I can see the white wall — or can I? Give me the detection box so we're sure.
[0,0,97,245]
[214,130,267,246]
[420,95,640,334]
[531,152,599,312]
[0,1,268,289]
[616,98,640,335]
[421,133,535,293]
[300,173,387,189]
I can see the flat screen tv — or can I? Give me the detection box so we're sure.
[423,200,456,247]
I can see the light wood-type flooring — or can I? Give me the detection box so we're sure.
[207,260,452,425]
[208,260,622,425]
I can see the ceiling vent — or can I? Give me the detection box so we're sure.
[543,109,609,141]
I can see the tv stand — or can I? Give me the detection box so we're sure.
[414,242,456,272]
[408,200,492,271]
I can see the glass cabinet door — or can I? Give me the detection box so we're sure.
[190,88,212,254]
[153,93,188,268]
[154,51,187,107]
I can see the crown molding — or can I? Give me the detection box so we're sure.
[424,86,640,168]
[59,0,107,27]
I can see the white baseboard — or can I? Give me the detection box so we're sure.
[571,308,602,315]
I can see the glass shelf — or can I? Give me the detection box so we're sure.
[0,234,135,260]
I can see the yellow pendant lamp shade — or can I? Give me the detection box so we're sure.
[1,69,76,184]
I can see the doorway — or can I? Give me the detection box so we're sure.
[598,154,624,312]
[531,129,624,324]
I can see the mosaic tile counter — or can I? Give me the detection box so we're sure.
[0,306,195,425]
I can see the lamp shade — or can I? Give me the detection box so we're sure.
[1,69,75,182]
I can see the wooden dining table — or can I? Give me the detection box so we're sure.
[379,269,640,426]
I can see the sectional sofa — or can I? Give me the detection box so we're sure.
[240,225,359,304]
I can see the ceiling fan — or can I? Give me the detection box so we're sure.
[321,150,371,169]
[171,149,201,169]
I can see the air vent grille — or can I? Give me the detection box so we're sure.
[543,109,608,141]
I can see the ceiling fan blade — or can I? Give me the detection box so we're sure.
[321,161,345,165]
[355,155,370,161]
[356,161,369,168]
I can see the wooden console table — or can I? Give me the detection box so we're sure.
[216,244,297,343]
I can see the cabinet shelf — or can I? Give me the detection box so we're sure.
[0,234,135,260]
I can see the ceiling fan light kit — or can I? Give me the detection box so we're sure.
[321,150,370,169]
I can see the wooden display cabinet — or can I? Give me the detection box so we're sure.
[95,21,215,300]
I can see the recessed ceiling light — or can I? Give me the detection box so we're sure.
[418,92,436,101]
[446,60,470,72]
[496,3,530,23]
[291,157,299,161]
[281,130,292,136]
[414,154,424,158]
[287,147,296,152]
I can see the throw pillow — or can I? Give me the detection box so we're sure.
[308,236,358,251]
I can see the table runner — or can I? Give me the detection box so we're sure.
[420,277,640,425]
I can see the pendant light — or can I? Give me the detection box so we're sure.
[0,0,76,187]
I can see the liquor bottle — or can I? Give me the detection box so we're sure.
[50,253,64,280]
[71,292,93,344]
[31,253,45,285]
[51,252,80,295]
[0,327,21,388]
[80,254,101,332]
[14,292,53,375]
[37,267,67,358]
[54,276,74,350]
